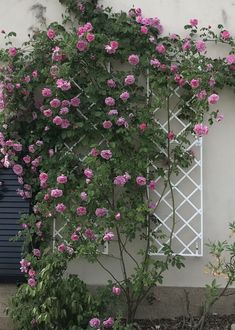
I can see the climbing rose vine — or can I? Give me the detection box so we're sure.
[0,0,234,328]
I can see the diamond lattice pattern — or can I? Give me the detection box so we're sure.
[150,88,203,256]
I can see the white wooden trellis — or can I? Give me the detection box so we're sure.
[52,68,203,257]
[149,86,203,257]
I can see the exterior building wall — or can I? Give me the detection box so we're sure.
[1,0,235,289]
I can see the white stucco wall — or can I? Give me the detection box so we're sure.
[1,0,235,288]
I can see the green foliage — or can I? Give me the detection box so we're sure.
[9,256,102,330]
[0,0,235,328]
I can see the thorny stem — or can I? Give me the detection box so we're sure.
[96,258,127,295]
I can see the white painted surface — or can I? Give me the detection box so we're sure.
[1,0,235,287]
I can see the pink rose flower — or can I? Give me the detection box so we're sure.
[31,157,41,167]
[124,75,135,85]
[208,78,215,87]
[58,243,66,252]
[139,123,147,131]
[28,269,36,277]
[47,28,56,39]
[50,64,59,77]
[44,193,49,200]
[42,88,52,97]
[23,155,31,164]
[95,208,107,217]
[86,33,95,42]
[80,192,88,200]
[116,117,128,127]
[84,22,93,31]
[112,286,121,295]
[150,58,161,68]
[33,249,41,257]
[140,26,148,34]
[193,123,208,137]
[28,278,37,287]
[50,189,63,198]
[12,143,22,152]
[60,107,69,115]
[196,40,206,53]
[216,113,224,122]
[128,54,140,65]
[60,99,69,107]
[76,206,87,216]
[107,79,116,88]
[105,97,115,106]
[148,180,156,190]
[56,79,71,91]
[70,97,81,107]
[182,40,191,51]
[120,91,130,101]
[43,109,52,117]
[53,116,63,125]
[52,46,63,61]
[108,109,118,116]
[85,228,96,240]
[77,26,86,37]
[84,168,93,179]
[103,232,114,241]
[170,64,178,73]
[32,70,38,78]
[189,18,198,26]
[103,120,112,129]
[89,318,101,328]
[71,232,79,241]
[76,40,88,51]
[61,119,70,129]
[196,90,207,100]
[57,174,68,184]
[155,44,166,54]
[148,202,156,209]
[167,131,175,140]
[25,220,33,230]
[113,175,127,186]
[90,148,99,157]
[221,30,231,40]
[135,7,142,16]
[190,79,200,89]
[8,47,17,57]
[226,54,235,65]
[55,203,66,213]
[13,164,23,176]
[50,98,61,108]
[208,93,219,105]
[39,172,48,183]
[136,176,146,186]
[225,54,235,65]
[105,41,119,54]
[115,212,121,220]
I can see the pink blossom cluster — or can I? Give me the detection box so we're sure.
[76,22,95,51]
[20,259,37,287]
[89,317,114,328]
[57,243,74,255]
[114,172,131,186]
[52,46,63,62]
[47,28,56,40]
[105,41,119,54]
[129,7,163,34]
[56,78,71,91]
[95,208,107,217]
[193,123,209,137]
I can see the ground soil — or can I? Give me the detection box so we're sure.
[131,315,235,329]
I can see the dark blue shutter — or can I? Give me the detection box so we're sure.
[0,168,29,281]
